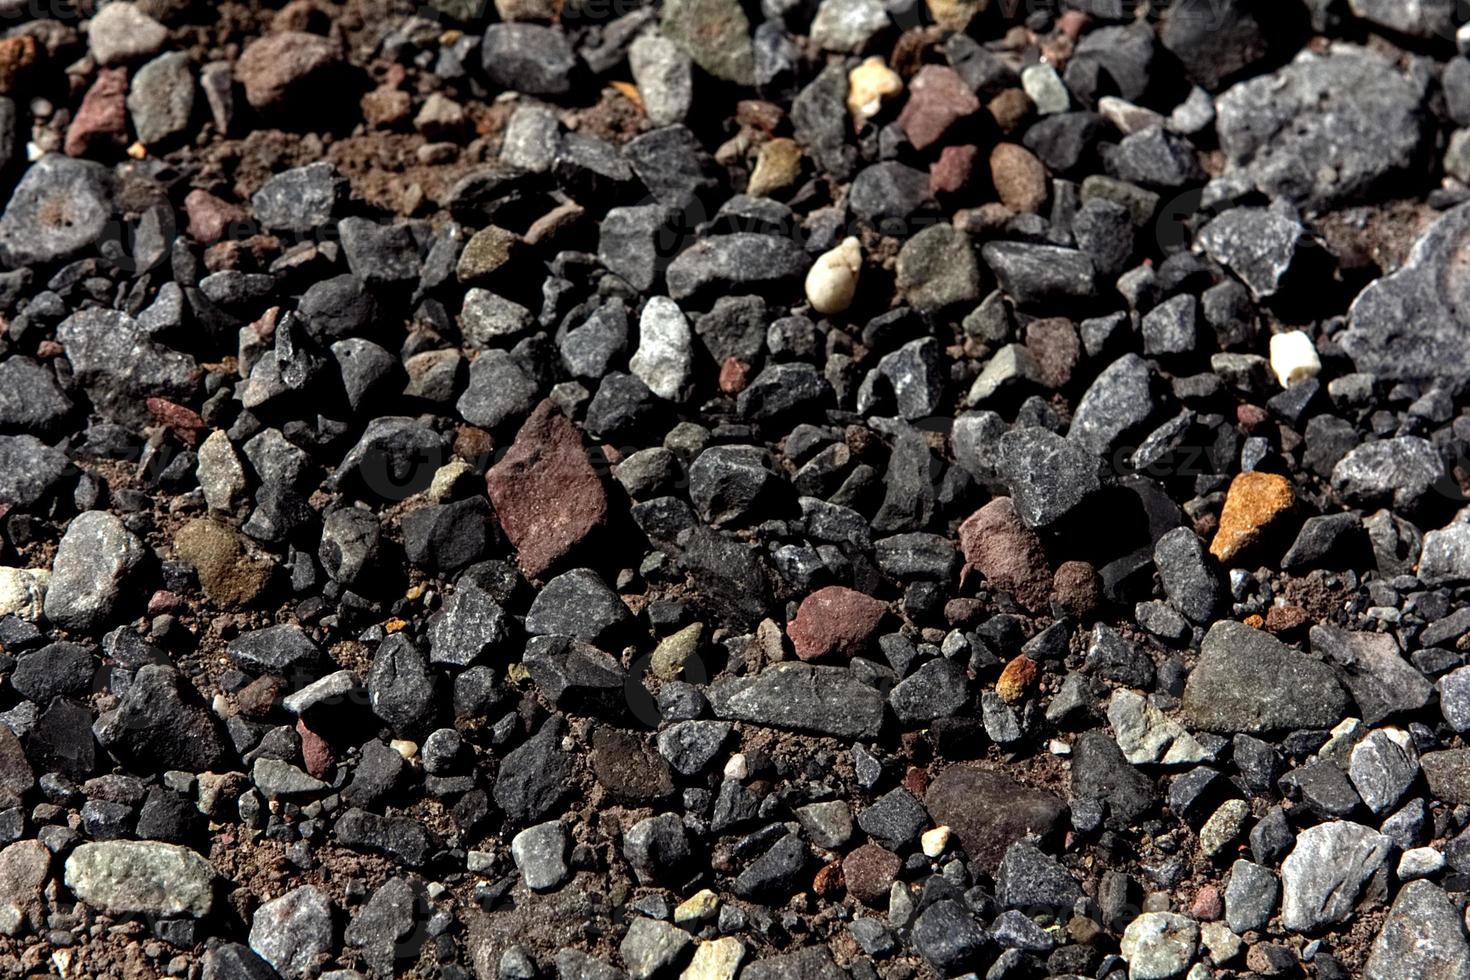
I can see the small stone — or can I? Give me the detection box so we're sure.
[1223,859,1279,934]
[1120,912,1199,980]
[997,426,1103,530]
[747,138,802,197]
[1108,689,1208,766]
[847,56,902,126]
[44,512,147,632]
[1021,63,1070,114]
[629,33,692,126]
[64,841,215,917]
[1182,621,1350,734]
[631,297,694,401]
[0,155,116,267]
[786,586,887,661]
[621,916,692,980]
[1364,880,1470,980]
[66,68,128,157]
[896,224,981,311]
[682,938,744,980]
[1331,436,1444,515]
[511,821,568,890]
[921,826,950,858]
[173,518,273,608]
[236,32,341,111]
[249,886,334,979]
[990,143,1048,213]
[1280,821,1394,932]
[0,567,48,621]
[805,236,861,315]
[1397,847,1445,881]
[1208,471,1293,564]
[480,23,576,95]
[843,844,901,906]
[661,0,755,85]
[128,52,194,145]
[924,764,1068,870]
[87,2,168,65]
[707,662,884,739]
[898,65,980,151]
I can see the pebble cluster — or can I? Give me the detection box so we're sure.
[0,0,1468,979]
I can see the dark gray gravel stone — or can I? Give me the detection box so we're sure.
[0,358,72,436]
[0,155,116,267]
[707,662,884,739]
[1182,621,1351,734]
[997,426,1103,530]
[480,24,576,95]
[1215,46,1427,210]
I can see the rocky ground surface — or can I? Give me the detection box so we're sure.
[1,0,1470,978]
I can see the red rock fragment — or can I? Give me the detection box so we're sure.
[958,497,1051,612]
[930,144,978,197]
[786,585,888,661]
[185,190,249,244]
[843,843,901,906]
[65,68,128,158]
[296,718,334,779]
[486,399,608,579]
[897,65,979,151]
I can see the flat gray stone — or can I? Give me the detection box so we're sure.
[1181,621,1351,734]
[64,841,216,917]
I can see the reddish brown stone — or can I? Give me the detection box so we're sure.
[236,675,282,719]
[1052,560,1102,620]
[959,497,1051,612]
[65,68,128,158]
[995,654,1037,704]
[843,843,901,906]
[296,718,334,779]
[786,586,889,661]
[1024,317,1079,389]
[930,144,978,197]
[184,190,249,245]
[486,399,608,579]
[924,764,1068,871]
[1236,402,1269,434]
[1191,885,1222,921]
[987,88,1033,133]
[719,357,750,394]
[1264,604,1308,635]
[897,65,980,151]
[944,597,985,627]
[146,397,206,445]
[990,143,1049,213]
[236,31,341,111]
[812,861,844,899]
[146,590,182,615]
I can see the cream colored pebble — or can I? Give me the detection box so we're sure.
[846,56,902,127]
[805,236,862,315]
[921,825,951,858]
[1269,330,1320,387]
[0,567,49,621]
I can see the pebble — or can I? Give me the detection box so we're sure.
[480,24,576,95]
[898,65,980,151]
[809,0,888,53]
[64,841,216,917]
[747,138,802,197]
[1280,821,1394,932]
[511,821,568,890]
[629,33,692,127]
[249,886,334,979]
[1208,471,1293,564]
[1215,47,1427,209]
[1364,880,1470,979]
[661,0,755,85]
[0,567,48,621]
[1119,912,1198,980]
[1021,63,1070,114]
[1182,621,1350,734]
[681,937,745,980]
[924,764,1067,870]
[1197,208,1304,301]
[786,585,887,660]
[87,2,168,65]
[1397,846,1446,881]
[128,52,195,145]
[1440,666,1470,731]
[631,297,694,400]
[708,662,884,738]
[1342,199,1470,382]
[236,32,342,111]
[989,142,1048,213]
[847,56,902,126]
[804,236,861,315]
[0,155,115,267]
[43,511,147,632]
[896,224,981,311]
[1223,860,1278,934]
[1268,330,1321,388]
[65,68,128,158]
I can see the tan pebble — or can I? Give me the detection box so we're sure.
[921,826,950,858]
[990,142,1048,213]
[805,236,862,315]
[747,137,802,197]
[846,55,903,127]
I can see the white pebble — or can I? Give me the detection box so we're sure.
[390,739,419,760]
[920,826,951,858]
[805,236,862,315]
[723,753,749,781]
[1269,330,1321,388]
